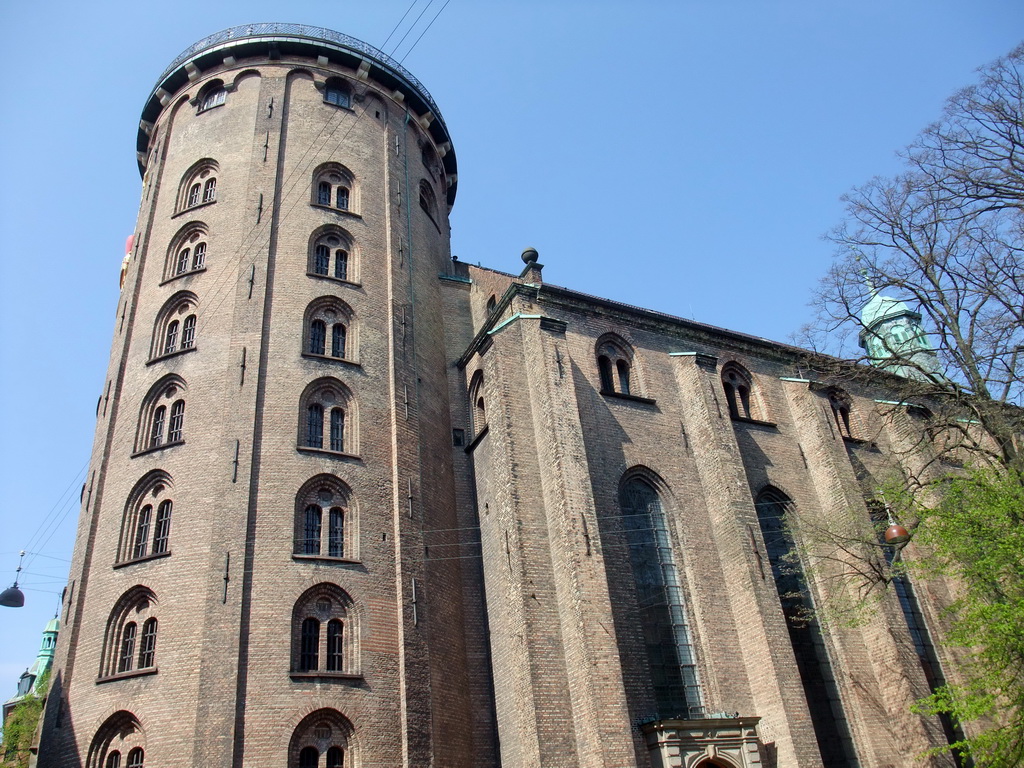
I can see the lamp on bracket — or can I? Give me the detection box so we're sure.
[0,550,26,608]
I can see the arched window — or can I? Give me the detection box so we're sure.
[308,229,355,283]
[135,375,187,453]
[330,408,345,452]
[827,388,854,439]
[867,502,965,754]
[288,710,355,768]
[176,159,219,213]
[306,405,324,449]
[165,223,209,280]
[168,401,185,443]
[303,298,356,363]
[151,291,198,360]
[119,471,174,564]
[181,315,196,349]
[418,179,438,221]
[596,334,635,396]
[310,320,327,355]
[721,362,758,421]
[323,77,352,108]
[197,80,227,112]
[468,370,487,439]
[293,475,355,560]
[311,163,356,214]
[86,711,146,768]
[619,474,704,719]
[291,585,358,677]
[298,378,356,455]
[332,324,346,358]
[754,488,857,766]
[100,586,158,679]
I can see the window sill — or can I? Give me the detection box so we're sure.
[291,554,361,566]
[172,199,216,218]
[730,416,777,429]
[301,353,361,368]
[96,667,158,684]
[296,446,361,461]
[131,439,185,458]
[307,273,361,288]
[290,671,363,682]
[600,390,656,405]
[160,266,207,286]
[310,203,361,219]
[114,551,171,570]
[465,424,489,453]
[147,346,197,366]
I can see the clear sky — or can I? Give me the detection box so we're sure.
[0,0,1020,687]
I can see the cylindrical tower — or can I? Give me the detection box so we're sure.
[40,24,478,767]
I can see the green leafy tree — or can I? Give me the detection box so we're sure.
[900,469,1024,768]
[1,670,49,768]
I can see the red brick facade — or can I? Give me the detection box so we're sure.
[39,25,962,768]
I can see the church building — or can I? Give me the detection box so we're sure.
[38,24,965,768]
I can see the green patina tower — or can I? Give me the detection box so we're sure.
[859,288,942,381]
[3,618,58,723]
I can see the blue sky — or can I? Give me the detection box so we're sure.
[1,0,1021,685]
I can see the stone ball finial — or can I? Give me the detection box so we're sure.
[521,247,539,265]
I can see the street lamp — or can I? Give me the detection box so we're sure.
[0,551,26,608]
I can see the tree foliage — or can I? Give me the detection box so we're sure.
[903,469,1024,768]
[805,43,1024,766]
[0,670,49,768]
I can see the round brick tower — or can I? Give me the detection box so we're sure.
[40,24,476,767]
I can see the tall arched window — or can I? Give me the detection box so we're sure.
[310,320,327,355]
[86,711,146,768]
[135,375,187,453]
[151,292,199,360]
[721,362,758,420]
[754,488,857,766]
[298,379,356,456]
[176,159,219,213]
[868,503,965,757]
[596,334,635,396]
[311,162,356,214]
[418,179,438,221]
[165,223,209,280]
[308,229,355,283]
[291,584,359,677]
[619,475,704,719]
[119,471,174,564]
[306,405,324,449]
[302,298,356,363]
[332,324,346,358]
[294,475,355,560]
[100,586,158,679]
[827,388,855,439]
[330,408,345,452]
[468,370,487,439]
[288,710,355,768]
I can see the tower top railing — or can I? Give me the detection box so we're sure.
[155,23,446,129]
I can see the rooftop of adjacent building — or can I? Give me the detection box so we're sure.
[138,23,457,204]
